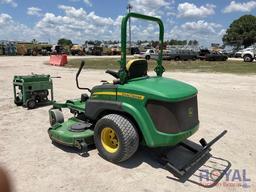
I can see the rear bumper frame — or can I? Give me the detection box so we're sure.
[159,130,227,179]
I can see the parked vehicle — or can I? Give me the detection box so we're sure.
[234,48,253,58]
[102,47,112,55]
[205,52,228,61]
[134,49,158,60]
[220,49,235,58]
[242,48,256,62]
[51,45,65,54]
[86,46,103,55]
[167,49,197,61]
[130,47,140,55]
[16,42,52,56]
[234,50,243,58]
[162,50,172,60]
[41,47,52,56]
[110,46,121,55]
[1,41,16,55]
[0,44,4,55]
[198,49,211,60]
[198,49,228,61]
[71,44,85,55]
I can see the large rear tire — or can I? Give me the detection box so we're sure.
[94,114,139,163]
[243,55,253,62]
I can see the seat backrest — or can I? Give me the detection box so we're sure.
[126,59,148,79]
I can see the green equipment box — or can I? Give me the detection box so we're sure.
[13,74,54,109]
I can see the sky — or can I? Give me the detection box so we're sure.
[0,0,256,46]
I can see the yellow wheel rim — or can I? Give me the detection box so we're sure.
[101,127,119,153]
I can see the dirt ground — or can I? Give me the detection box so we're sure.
[0,56,255,192]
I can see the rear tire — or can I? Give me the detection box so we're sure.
[94,114,139,163]
[175,56,180,61]
[243,55,253,62]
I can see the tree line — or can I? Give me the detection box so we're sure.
[57,39,199,47]
[57,15,256,49]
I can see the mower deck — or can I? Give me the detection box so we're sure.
[48,117,94,150]
[53,99,85,113]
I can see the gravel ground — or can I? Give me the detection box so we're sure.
[0,56,255,192]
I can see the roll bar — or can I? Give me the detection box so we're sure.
[119,12,165,84]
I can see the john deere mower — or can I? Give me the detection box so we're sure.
[48,13,227,178]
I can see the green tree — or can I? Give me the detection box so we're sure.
[169,39,187,46]
[192,40,198,46]
[182,40,187,45]
[223,15,256,48]
[31,39,38,44]
[57,38,73,47]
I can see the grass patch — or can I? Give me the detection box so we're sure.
[66,58,256,74]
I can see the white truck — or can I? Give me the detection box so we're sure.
[242,48,256,62]
[134,49,158,60]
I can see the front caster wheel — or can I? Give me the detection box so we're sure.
[49,109,64,126]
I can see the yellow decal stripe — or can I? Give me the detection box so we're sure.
[92,91,144,100]
[93,92,116,96]
[117,92,144,100]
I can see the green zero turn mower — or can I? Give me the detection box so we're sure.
[48,12,227,178]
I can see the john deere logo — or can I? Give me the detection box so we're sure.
[188,107,193,117]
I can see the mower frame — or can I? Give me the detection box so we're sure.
[48,12,228,180]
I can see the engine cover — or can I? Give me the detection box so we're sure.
[146,96,199,134]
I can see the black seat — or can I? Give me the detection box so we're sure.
[126,59,148,79]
